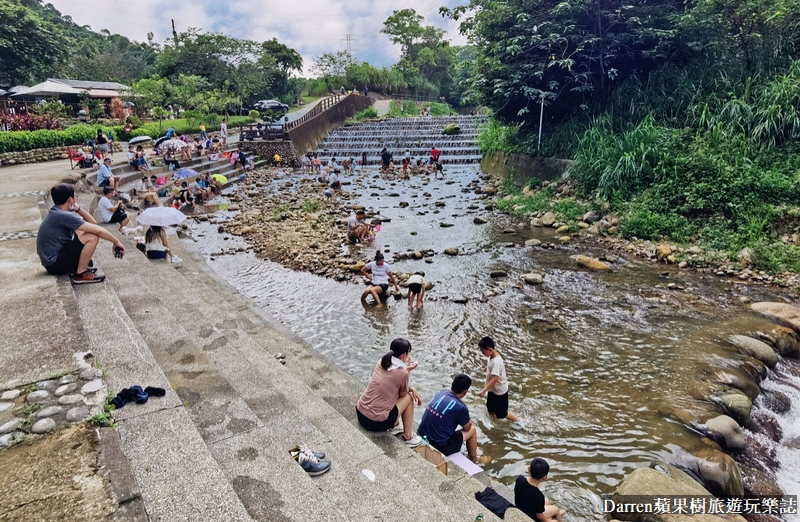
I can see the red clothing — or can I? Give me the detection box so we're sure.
[431,148,440,161]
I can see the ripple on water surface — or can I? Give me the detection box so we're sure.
[188,166,800,520]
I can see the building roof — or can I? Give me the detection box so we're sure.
[48,79,130,91]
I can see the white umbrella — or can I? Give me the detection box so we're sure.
[174,168,197,179]
[128,135,153,145]
[10,80,81,97]
[136,207,187,227]
[163,139,188,150]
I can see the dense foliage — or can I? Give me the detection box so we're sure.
[451,0,800,271]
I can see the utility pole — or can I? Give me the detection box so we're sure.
[171,19,178,43]
[341,34,357,65]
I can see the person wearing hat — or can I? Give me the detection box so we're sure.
[96,157,120,193]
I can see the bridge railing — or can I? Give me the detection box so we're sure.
[283,94,348,132]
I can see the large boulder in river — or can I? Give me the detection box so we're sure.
[750,301,800,332]
[713,368,760,399]
[656,244,672,261]
[573,255,611,271]
[671,443,745,498]
[768,326,800,357]
[612,463,747,522]
[701,415,746,452]
[713,390,752,426]
[727,335,778,368]
[541,212,556,226]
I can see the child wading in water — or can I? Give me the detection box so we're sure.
[406,271,425,308]
[514,457,565,522]
[477,336,519,422]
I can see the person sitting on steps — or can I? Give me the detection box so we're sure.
[143,226,181,263]
[97,186,130,232]
[96,157,120,193]
[36,183,125,284]
[356,338,423,447]
[514,458,565,522]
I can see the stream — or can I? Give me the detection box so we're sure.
[184,164,800,520]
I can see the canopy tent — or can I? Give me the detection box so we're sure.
[11,80,81,97]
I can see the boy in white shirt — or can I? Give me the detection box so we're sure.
[478,336,519,422]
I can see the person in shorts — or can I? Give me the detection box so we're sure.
[360,250,400,305]
[417,374,479,460]
[478,336,519,422]
[96,157,120,192]
[98,186,130,231]
[406,271,425,308]
[347,210,370,243]
[328,169,341,191]
[356,338,422,446]
[37,183,125,283]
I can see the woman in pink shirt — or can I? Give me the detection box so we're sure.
[356,338,422,447]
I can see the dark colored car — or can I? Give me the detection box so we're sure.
[254,99,289,113]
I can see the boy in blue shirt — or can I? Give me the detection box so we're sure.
[417,374,479,460]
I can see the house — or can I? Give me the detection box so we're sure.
[8,79,131,118]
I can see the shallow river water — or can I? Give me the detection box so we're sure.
[186,165,800,520]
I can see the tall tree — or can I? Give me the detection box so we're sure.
[0,0,68,85]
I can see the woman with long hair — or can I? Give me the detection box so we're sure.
[356,338,422,446]
[144,226,181,263]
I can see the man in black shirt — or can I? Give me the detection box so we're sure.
[514,458,564,521]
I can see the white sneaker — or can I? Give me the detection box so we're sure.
[402,434,422,448]
[171,256,182,263]
[389,424,404,436]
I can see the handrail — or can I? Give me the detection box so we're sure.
[283,94,347,132]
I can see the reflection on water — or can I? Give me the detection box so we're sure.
[187,166,798,520]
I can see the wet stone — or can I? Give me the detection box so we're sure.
[0,402,12,413]
[79,368,102,381]
[55,383,78,396]
[31,418,57,434]
[81,380,104,394]
[58,394,84,406]
[66,407,89,423]
[58,375,78,385]
[0,433,12,448]
[27,390,50,403]
[36,380,57,390]
[36,406,64,418]
[0,390,20,401]
[0,419,21,434]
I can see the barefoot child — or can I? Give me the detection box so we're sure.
[514,458,564,522]
[406,271,426,308]
[477,336,519,422]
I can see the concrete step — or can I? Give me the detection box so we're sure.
[105,233,506,521]
[162,240,520,520]
[68,198,255,521]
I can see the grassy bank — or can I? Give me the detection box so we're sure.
[486,65,800,274]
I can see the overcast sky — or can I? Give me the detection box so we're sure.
[45,0,469,76]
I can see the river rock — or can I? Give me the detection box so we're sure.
[411,251,424,260]
[762,390,790,415]
[768,326,800,356]
[577,221,589,229]
[573,255,611,271]
[582,211,598,223]
[530,218,543,227]
[702,415,746,452]
[66,407,90,422]
[58,375,77,385]
[740,464,784,497]
[79,368,102,381]
[36,405,64,418]
[558,236,571,244]
[0,390,20,401]
[348,262,366,273]
[0,419,21,434]
[81,379,104,394]
[523,273,544,285]
[541,212,556,226]
[58,394,84,406]
[31,418,57,434]
[399,201,409,207]
[727,335,778,368]
[612,463,747,522]
[27,390,50,403]
[714,391,752,426]
[586,225,599,235]
[607,226,618,235]
[444,247,458,256]
[750,301,800,332]
[490,270,507,278]
[655,244,672,261]
[54,383,78,396]
[714,369,760,399]
[677,443,745,497]
[555,225,570,234]
[473,216,488,224]
[525,239,542,247]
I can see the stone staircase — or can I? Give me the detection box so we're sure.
[66,190,530,521]
[312,115,487,166]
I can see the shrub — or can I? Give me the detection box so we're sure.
[355,107,378,120]
[248,110,260,120]
[0,124,95,153]
[442,123,461,135]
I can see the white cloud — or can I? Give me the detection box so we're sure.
[46,0,468,76]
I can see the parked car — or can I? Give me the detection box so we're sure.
[254,99,289,113]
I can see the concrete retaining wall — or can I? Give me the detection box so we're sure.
[239,141,297,168]
[0,142,123,167]
[480,151,572,187]
[286,95,373,158]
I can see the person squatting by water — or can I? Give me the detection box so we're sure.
[360,250,400,305]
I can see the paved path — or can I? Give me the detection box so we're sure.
[374,99,392,117]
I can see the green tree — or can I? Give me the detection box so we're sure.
[0,0,69,84]
[130,76,172,111]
